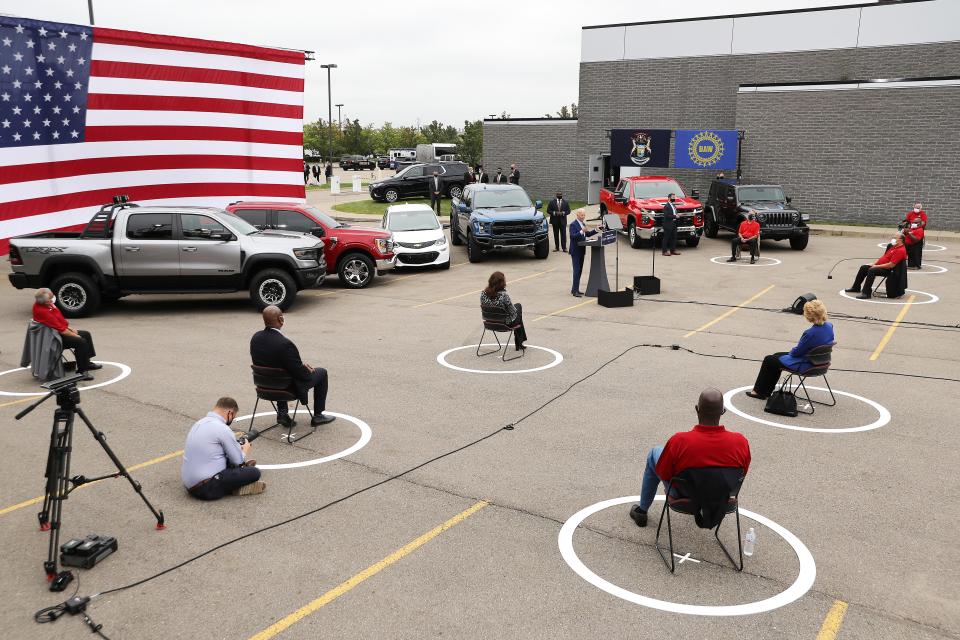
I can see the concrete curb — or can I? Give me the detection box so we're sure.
[808,225,959,241]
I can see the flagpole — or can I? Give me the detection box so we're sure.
[87,0,95,25]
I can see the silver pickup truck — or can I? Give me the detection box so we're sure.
[7,199,327,317]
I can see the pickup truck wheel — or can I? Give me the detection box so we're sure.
[447,184,463,200]
[467,232,482,263]
[250,268,296,310]
[790,236,809,251]
[704,209,719,238]
[450,214,462,245]
[628,221,644,249]
[339,252,375,288]
[534,239,549,259]
[51,272,101,318]
[384,189,399,203]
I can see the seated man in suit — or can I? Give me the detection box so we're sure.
[250,306,335,427]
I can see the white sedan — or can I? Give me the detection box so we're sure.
[383,204,450,269]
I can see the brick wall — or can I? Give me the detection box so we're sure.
[482,121,580,204]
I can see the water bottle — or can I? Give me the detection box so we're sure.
[744,527,756,557]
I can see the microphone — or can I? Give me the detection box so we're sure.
[826,257,875,280]
[237,429,261,445]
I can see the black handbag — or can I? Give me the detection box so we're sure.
[764,390,798,417]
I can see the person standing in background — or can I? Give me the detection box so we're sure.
[509,164,520,185]
[476,165,488,184]
[429,171,443,215]
[902,202,927,269]
[547,191,571,252]
[661,193,680,257]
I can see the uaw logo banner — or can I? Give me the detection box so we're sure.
[674,129,739,170]
[610,129,670,168]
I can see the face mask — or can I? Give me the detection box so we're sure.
[226,412,234,426]
[50,296,56,305]
[914,208,921,213]
[891,239,899,245]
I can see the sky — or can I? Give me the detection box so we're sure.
[1,0,863,128]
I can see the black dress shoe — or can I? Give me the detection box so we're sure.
[553,248,559,252]
[86,362,103,370]
[844,288,860,294]
[572,291,583,297]
[311,413,336,427]
[629,505,648,528]
[856,293,872,300]
[726,257,737,262]
[77,372,94,381]
[750,257,756,264]
[277,414,294,428]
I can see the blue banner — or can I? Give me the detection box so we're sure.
[674,129,739,170]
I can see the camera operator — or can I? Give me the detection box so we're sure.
[181,397,264,500]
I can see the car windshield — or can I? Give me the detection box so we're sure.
[738,186,785,202]
[217,210,259,235]
[632,180,685,199]
[303,205,343,229]
[388,210,439,231]
[473,190,532,208]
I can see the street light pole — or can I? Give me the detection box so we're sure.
[320,64,337,164]
[335,104,344,131]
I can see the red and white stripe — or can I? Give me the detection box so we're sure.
[0,25,306,252]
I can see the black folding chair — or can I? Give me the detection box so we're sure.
[733,240,759,262]
[655,466,745,574]
[477,303,523,362]
[778,342,837,415]
[248,365,315,444]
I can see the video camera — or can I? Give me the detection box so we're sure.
[236,429,261,445]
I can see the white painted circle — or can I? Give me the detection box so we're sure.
[837,288,939,305]
[0,361,132,397]
[558,494,816,616]
[437,343,563,374]
[876,242,945,252]
[709,256,781,267]
[724,385,891,433]
[909,264,948,274]
[231,409,371,470]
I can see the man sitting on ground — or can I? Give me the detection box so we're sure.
[32,288,101,380]
[844,234,907,300]
[181,397,263,499]
[727,211,760,264]
[250,306,335,427]
[629,388,751,527]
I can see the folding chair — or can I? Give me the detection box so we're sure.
[733,240,759,262]
[778,342,836,415]
[477,303,524,362]
[655,466,745,574]
[248,365,315,444]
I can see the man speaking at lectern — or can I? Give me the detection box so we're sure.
[569,208,599,297]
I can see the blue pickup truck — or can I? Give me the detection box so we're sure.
[449,184,550,262]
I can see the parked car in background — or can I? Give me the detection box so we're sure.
[369,161,470,202]
[8,199,326,315]
[449,184,549,262]
[376,156,391,170]
[599,175,704,248]
[383,204,450,269]
[227,202,395,289]
[703,180,810,250]
[340,155,375,171]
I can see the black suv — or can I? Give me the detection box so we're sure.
[703,181,809,250]
[340,155,375,171]
[369,161,469,203]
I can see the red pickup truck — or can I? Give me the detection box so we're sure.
[599,176,704,249]
[227,202,395,289]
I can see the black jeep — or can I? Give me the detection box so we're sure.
[703,181,810,250]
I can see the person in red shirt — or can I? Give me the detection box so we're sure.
[901,202,927,269]
[727,211,761,263]
[629,388,751,527]
[32,288,101,380]
[844,234,907,300]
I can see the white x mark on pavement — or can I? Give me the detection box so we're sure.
[673,552,701,564]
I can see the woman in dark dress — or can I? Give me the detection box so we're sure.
[479,271,527,351]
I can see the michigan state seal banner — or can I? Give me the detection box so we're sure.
[611,129,670,168]
[674,129,739,170]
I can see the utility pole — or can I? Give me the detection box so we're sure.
[320,64,337,162]
[87,0,95,24]
[335,104,344,131]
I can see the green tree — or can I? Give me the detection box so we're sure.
[460,119,483,167]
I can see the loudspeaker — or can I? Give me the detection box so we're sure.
[598,287,634,308]
[634,275,660,296]
[791,293,817,314]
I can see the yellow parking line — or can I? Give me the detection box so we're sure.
[248,500,489,640]
[816,600,849,640]
[532,298,596,322]
[869,295,915,361]
[412,268,555,308]
[0,397,35,409]
[683,285,775,338]
[0,449,183,518]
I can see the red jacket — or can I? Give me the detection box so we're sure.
[655,424,751,482]
[32,302,68,333]
[903,210,927,244]
[738,220,760,239]
[875,244,907,267]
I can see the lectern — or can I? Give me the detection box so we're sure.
[579,237,609,297]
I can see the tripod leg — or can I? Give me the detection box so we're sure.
[44,408,73,581]
[38,412,64,531]
[75,407,165,529]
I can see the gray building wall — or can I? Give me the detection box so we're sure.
[482,120,580,203]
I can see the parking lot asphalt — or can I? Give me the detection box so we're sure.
[0,230,957,640]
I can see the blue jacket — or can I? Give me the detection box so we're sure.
[779,322,835,373]
[569,219,597,258]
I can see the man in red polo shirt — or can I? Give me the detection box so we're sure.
[629,388,751,527]
[902,202,927,269]
[32,288,101,380]
[844,234,907,300]
[727,211,761,264]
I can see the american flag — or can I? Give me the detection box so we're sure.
[0,16,306,253]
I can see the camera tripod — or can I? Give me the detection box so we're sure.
[15,373,165,590]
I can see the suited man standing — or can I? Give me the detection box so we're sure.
[547,191,571,252]
[661,193,681,257]
[509,164,520,185]
[493,168,507,184]
[476,165,489,184]
[569,208,598,297]
[429,170,443,215]
[250,306,335,427]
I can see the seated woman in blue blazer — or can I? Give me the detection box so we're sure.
[747,299,834,399]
